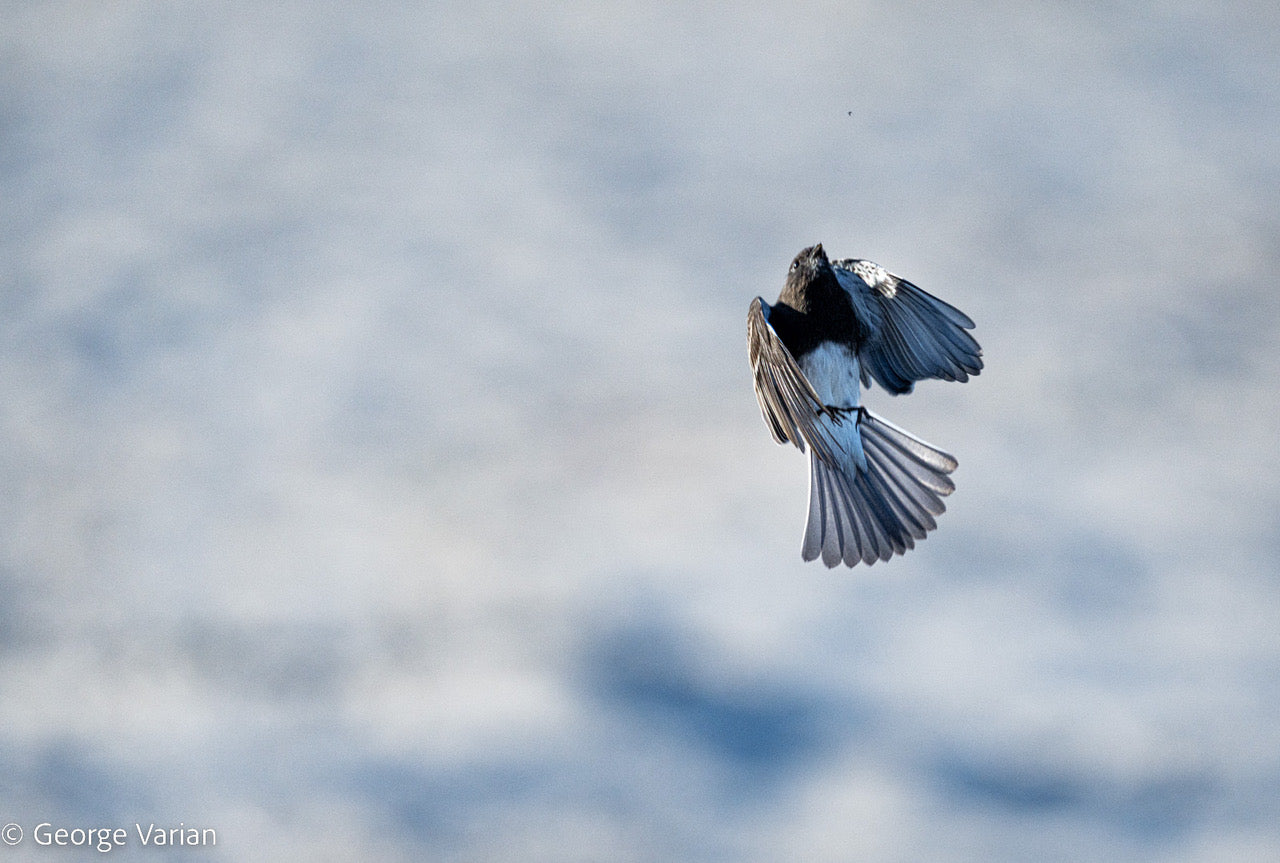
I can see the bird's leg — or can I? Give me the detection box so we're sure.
[823,405,866,426]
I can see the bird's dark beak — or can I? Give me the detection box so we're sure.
[814,243,824,258]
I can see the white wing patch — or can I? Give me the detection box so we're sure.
[842,259,895,298]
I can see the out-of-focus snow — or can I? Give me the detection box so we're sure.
[3,1,1279,860]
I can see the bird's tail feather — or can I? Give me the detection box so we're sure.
[802,408,957,567]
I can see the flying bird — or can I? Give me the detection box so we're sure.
[747,244,982,566]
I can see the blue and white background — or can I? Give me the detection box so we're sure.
[4,2,1279,860]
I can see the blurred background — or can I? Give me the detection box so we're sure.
[3,1,1279,860]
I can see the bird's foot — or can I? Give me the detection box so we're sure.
[824,405,867,426]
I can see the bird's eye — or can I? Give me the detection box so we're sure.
[790,261,798,271]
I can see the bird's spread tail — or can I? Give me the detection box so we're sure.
[803,408,957,567]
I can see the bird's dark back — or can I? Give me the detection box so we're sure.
[776,269,868,356]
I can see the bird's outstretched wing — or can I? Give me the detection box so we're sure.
[832,259,983,395]
[747,297,844,467]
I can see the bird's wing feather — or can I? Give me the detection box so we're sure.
[832,260,983,395]
[747,297,844,466]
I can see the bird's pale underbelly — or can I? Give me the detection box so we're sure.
[798,342,861,409]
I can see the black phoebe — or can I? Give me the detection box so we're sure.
[748,244,982,566]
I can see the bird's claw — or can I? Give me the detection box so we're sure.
[823,405,866,426]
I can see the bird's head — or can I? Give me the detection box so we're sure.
[787,243,831,282]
